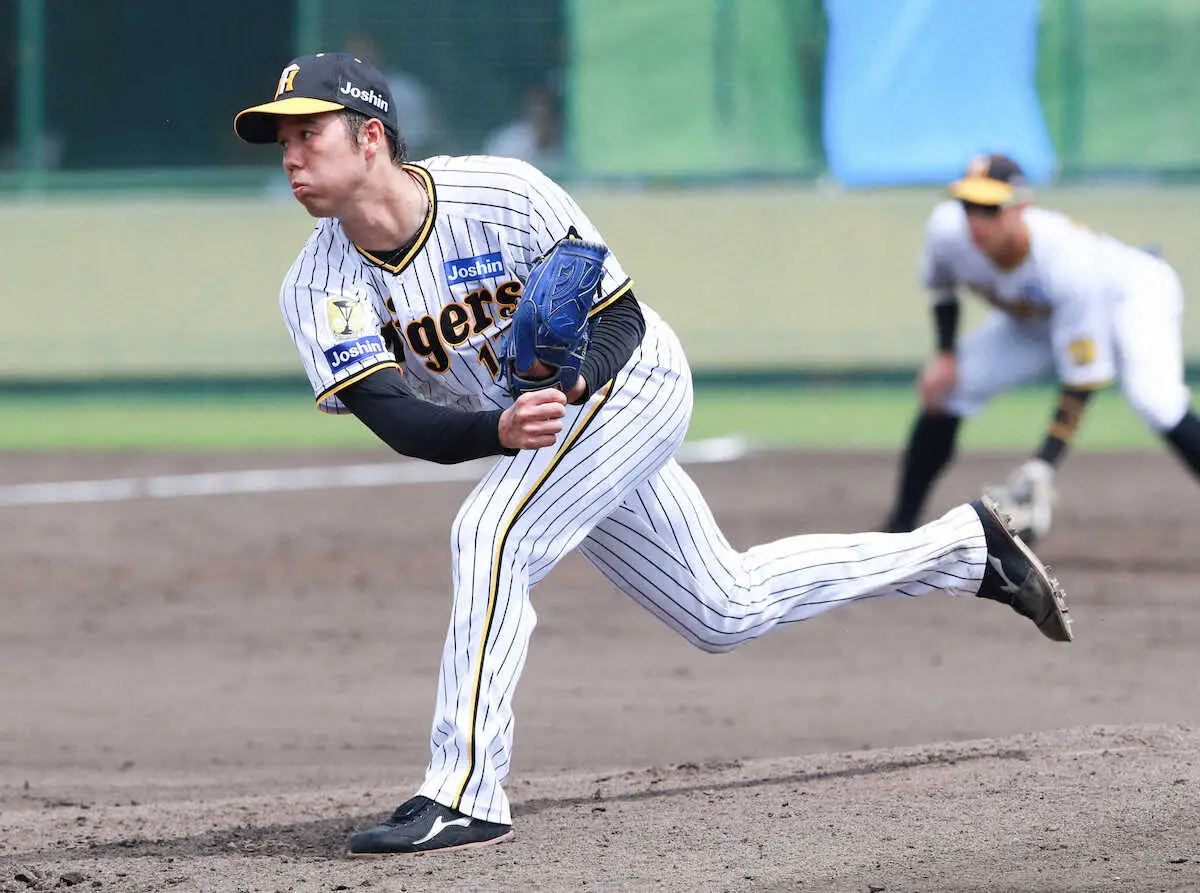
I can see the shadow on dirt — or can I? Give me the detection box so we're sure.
[29,747,1027,863]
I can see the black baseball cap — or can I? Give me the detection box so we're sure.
[234,52,398,144]
[948,154,1031,207]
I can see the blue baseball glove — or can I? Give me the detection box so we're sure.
[499,235,609,398]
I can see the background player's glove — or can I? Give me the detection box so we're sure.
[982,458,1057,545]
[498,236,609,399]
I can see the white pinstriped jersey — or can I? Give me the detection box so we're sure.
[921,201,1173,387]
[279,155,633,414]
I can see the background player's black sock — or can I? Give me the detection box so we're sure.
[1163,410,1200,477]
[884,412,962,532]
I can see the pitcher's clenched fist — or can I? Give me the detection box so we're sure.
[498,389,567,450]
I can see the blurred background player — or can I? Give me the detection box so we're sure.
[883,154,1200,542]
[481,82,563,172]
[344,32,440,161]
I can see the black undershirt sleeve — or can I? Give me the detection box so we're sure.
[575,290,645,402]
[338,367,514,464]
[933,298,960,353]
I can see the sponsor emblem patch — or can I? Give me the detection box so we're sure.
[326,294,370,339]
[324,335,386,372]
[1067,338,1096,366]
[444,251,505,286]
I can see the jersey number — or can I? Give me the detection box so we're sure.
[477,340,501,378]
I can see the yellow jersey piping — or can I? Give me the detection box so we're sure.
[353,164,437,275]
[315,361,400,411]
[451,381,614,810]
[588,277,633,318]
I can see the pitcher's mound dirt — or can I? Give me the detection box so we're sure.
[2,449,1198,891]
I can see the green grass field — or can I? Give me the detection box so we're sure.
[1,385,1158,452]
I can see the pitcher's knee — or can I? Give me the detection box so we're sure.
[688,611,759,654]
[450,500,517,553]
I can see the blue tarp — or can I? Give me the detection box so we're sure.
[822,0,1056,186]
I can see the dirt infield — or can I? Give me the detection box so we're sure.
[2,449,1198,892]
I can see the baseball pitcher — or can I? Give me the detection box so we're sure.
[236,57,1072,856]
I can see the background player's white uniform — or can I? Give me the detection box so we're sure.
[280,156,996,825]
[923,201,1190,431]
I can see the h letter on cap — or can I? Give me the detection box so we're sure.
[276,64,300,99]
[966,155,989,178]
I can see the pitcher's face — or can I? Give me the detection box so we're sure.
[278,112,366,218]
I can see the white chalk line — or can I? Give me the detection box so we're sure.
[0,437,751,507]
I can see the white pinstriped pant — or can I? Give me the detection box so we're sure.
[418,319,988,824]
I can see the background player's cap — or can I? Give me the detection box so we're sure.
[234,52,398,144]
[948,154,1031,207]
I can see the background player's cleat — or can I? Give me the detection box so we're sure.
[348,795,512,855]
[971,496,1072,642]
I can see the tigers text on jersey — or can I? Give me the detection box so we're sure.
[279,155,632,414]
[920,200,1175,387]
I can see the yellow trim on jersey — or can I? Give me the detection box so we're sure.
[314,361,401,412]
[451,381,615,811]
[588,277,633,318]
[353,164,437,274]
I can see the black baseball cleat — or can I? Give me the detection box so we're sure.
[348,795,512,855]
[972,496,1073,642]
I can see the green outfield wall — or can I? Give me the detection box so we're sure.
[4,186,1200,380]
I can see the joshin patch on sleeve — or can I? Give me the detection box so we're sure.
[322,287,388,373]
